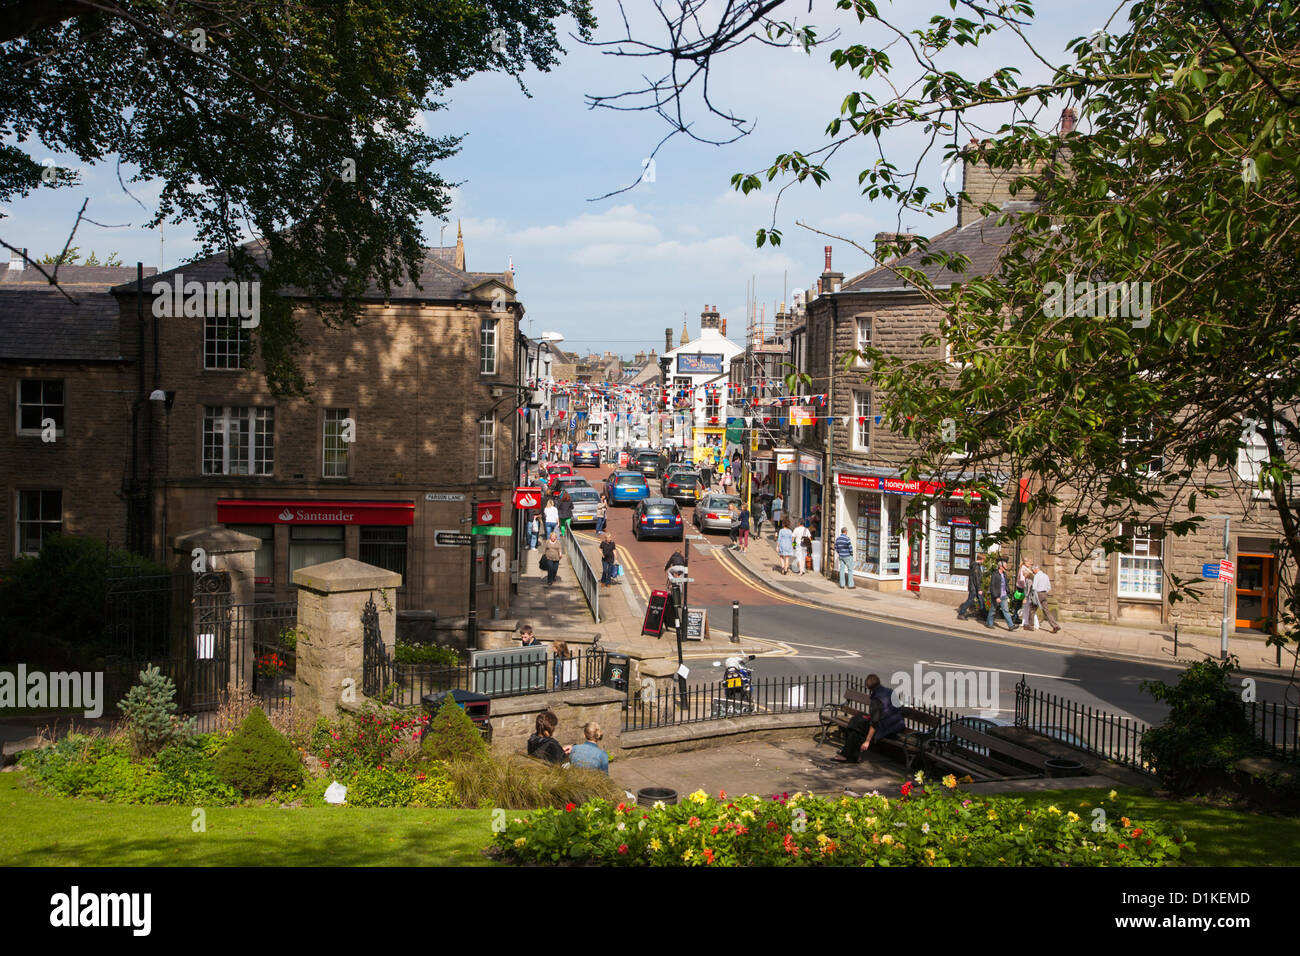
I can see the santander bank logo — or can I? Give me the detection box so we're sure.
[278,509,295,521]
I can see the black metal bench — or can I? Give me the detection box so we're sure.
[819,694,942,771]
[818,689,872,746]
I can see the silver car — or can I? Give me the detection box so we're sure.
[693,494,740,533]
[563,487,601,526]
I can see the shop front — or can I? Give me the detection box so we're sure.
[796,453,823,522]
[693,426,726,468]
[833,473,1001,598]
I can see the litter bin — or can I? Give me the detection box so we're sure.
[1044,757,1085,778]
[603,653,630,693]
[636,787,678,808]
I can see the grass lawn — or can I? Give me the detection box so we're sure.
[0,772,500,867]
[1016,787,1300,866]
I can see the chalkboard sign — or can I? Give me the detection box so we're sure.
[684,608,708,641]
[642,589,669,637]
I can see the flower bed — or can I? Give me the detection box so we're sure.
[488,776,1194,866]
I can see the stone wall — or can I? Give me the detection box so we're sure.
[486,686,626,756]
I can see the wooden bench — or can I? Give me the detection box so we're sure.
[818,693,941,771]
[922,722,1055,781]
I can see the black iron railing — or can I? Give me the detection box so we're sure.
[1014,677,1152,773]
[623,673,867,732]
[379,647,609,708]
[1241,699,1300,762]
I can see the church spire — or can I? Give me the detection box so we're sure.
[454,220,465,271]
[680,318,690,346]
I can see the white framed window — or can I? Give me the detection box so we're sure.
[855,315,873,366]
[705,388,720,420]
[203,406,274,475]
[16,489,62,556]
[204,315,244,370]
[323,408,350,478]
[480,318,498,375]
[1121,422,1163,475]
[1237,419,1278,495]
[1117,521,1163,599]
[477,414,495,478]
[852,390,871,451]
[17,379,64,437]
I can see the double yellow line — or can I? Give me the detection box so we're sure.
[573,529,652,601]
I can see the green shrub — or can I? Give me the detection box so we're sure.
[347,767,417,807]
[118,665,194,759]
[394,643,460,666]
[449,753,624,810]
[309,704,424,777]
[213,706,304,796]
[420,696,488,764]
[1141,657,1261,793]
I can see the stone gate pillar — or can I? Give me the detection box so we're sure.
[293,558,402,720]
[172,525,259,689]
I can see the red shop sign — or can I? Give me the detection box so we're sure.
[834,474,981,500]
[217,499,414,526]
[513,487,542,510]
[475,501,504,525]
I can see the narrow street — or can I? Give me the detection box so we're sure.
[572,462,1297,726]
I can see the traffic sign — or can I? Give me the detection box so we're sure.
[1219,559,1235,583]
[513,487,542,510]
[435,532,473,547]
[1201,563,1221,579]
[473,525,512,536]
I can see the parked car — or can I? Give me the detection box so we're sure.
[661,471,700,504]
[693,493,740,532]
[572,441,601,467]
[562,487,601,526]
[635,449,666,479]
[604,470,650,505]
[543,463,573,484]
[551,474,591,496]
[664,461,694,480]
[632,498,684,541]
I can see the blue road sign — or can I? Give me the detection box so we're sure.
[1202,563,1220,579]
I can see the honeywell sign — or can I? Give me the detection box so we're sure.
[217,499,415,526]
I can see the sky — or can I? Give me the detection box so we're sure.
[3,0,1109,359]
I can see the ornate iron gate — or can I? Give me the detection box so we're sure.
[361,593,391,699]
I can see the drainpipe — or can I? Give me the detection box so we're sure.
[824,295,838,578]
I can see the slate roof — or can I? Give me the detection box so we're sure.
[0,265,155,361]
[842,202,1035,293]
[108,241,513,302]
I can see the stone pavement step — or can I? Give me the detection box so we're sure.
[723,531,1294,678]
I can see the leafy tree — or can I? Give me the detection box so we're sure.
[596,0,1300,652]
[36,247,123,266]
[118,664,195,759]
[2,0,595,394]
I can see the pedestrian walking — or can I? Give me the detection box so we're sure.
[543,498,559,538]
[599,532,617,586]
[728,502,741,549]
[792,518,809,574]
[1013,557,1032,626]
[595,494,608,533]
[834,527,856,588]
[957,554,986,620]
[557,493,574,537]
[541,531,563,586]
[1028,564,1062,633]
[721,469,735,493]
[986,559,1018,630]
[738,503,751,551]
[528,512,542,550]
[771,494,784,534]
[777,519,794,575]
[551,641,575,689]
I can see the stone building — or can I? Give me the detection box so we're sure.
[795,122,1297,636]
[1,235,527,625]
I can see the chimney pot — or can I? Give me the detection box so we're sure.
[1060,107,1077,134]
[824,246,832,271]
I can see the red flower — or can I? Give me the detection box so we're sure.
[616,802,627,812]
[702,848,715,864]
[618,844,629,855]
[710,825,719,836]
[565,803,576,812]
[1118,843,1128,849]
[766,820,779,830]
[901,781,914,797]
[1131,828,1143,837]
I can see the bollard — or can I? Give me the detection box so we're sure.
[731,600,740,643]
[1173,623,1178,657]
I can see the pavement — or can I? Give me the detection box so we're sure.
[718,529,1296,678]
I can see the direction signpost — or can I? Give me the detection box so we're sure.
[1201,562,1220,579]
[435,532,473,547]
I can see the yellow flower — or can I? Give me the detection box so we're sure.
[864,816,877,827]
[513,837,527,848]
[1067,812,1080,822]
[816,833,830,846]
[925,848,936,861]
[1121,817,1131,828]
[682,849,694,861]
[689,789,709,805]
[987,810,998,821]
[1108,790,1118,801]
[814,819,824,832]
[942,774,957,789]
[1018,823,1026,831]
[881,834,895,845]
[649,838,662,851]
[1048,805,1062,815]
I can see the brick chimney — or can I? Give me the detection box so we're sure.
[700,303,721,331]
[665,327,673,352]
[821,245,844,293]
[1060,107,1077,134]
[957,136,1043,228]
[874,232,918,264]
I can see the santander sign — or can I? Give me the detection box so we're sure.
[513,488,541,510]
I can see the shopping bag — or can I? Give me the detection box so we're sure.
[612,563,623,578]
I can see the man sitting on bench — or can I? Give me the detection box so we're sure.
[832,674,905,763]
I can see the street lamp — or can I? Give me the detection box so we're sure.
[1208,514,1232,660]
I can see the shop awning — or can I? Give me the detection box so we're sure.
[217,499,415,525]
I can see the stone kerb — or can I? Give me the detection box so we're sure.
[172,525,259,687]
[292,558,402,720]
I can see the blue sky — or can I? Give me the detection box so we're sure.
[3,0,1106,358]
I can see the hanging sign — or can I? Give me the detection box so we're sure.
[513,488,542,510]
[475,501,503,525]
